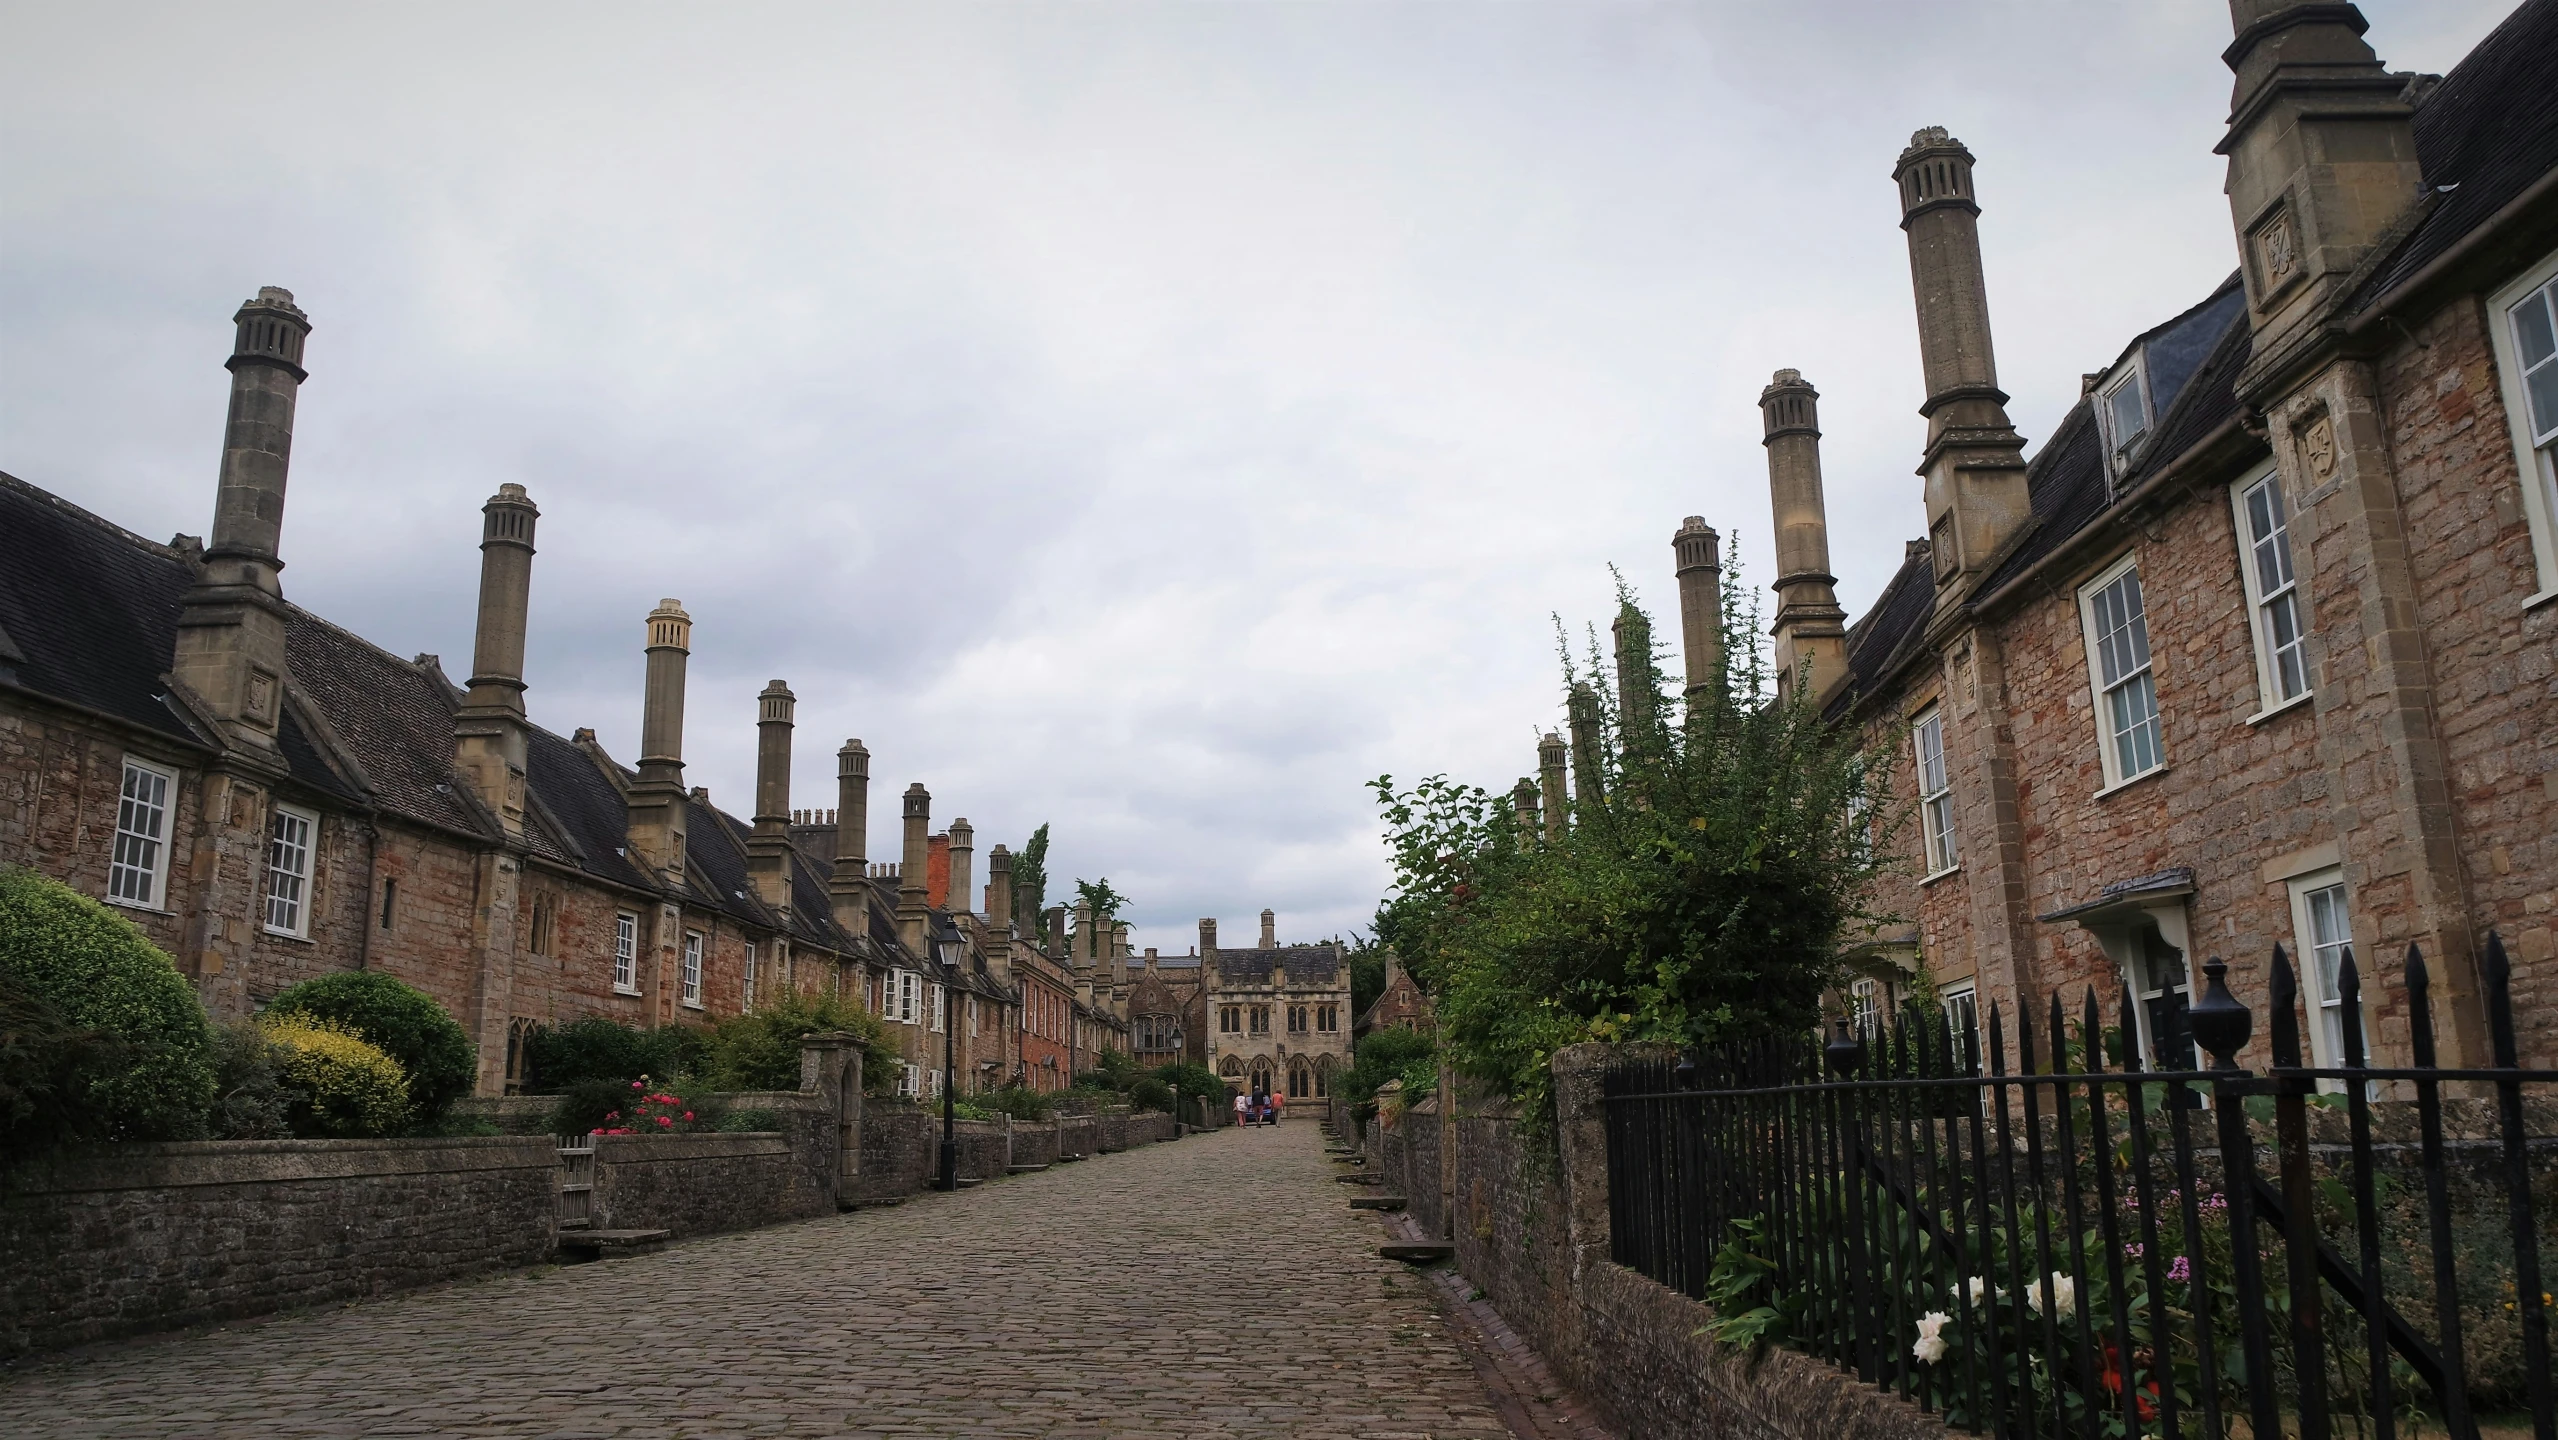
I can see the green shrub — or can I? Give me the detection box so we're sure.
[549,1077,637,1136]
[972,1085,1054,1121]
[1152,1062,1221,1106]
[0,868,215,1149]
[262,1015,411,1138]
[1085,1047,1142,1092]
[692,992,897,1096]
[265,971,473,1123]
[716,1107,782,1133]
[206,1020,293,1140]
[520,1015,699,1092]
[1339,1025,1436,1109]
[1127,1077,1175,1113]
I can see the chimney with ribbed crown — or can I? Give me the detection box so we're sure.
[897,783,930,955]
[746,680,796,914]
[1760,371,1850,702]
[453,484,539,837]
[1537,731,1569,842]
[1512,777,1542,845]
[1671,518,1723,702]
[172,287,312,753]
[984,845,1014,983]
[1893,129,2031,602]
[830,740,870,933]
[947,818,974,920]
[1198,917,1218,955]
[1567,683,1606,810]
[626,600,693,880]
[1259,908,1276,949]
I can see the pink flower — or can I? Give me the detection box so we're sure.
[682,1111,694,1121]
[2168,1256,2192,1283]
[632,1080,645,1090]
[590,1127,604,1135]
[605,1111,620,1120]
[657,1115,673,1126]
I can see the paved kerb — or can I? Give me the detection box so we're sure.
[0,1121,1512,1439]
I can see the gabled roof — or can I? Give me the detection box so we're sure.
[2349,0,2558,314]
[0,472,212,748]
[1212,945,1343,984]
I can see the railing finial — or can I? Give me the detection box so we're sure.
[1824,1015,1866,1076]
[2190,955,2251,1070]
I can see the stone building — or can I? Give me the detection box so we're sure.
[1354,951,1431,1040]
[0,288,1112,1095]
[1126,948,1209,1070]
[1670,0,2557,1072]
[1200,910,1352,1100]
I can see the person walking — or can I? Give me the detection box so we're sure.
[1233,1090,1250,1128]
[1271,1089,1286,1125]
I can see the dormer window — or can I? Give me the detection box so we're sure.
[2099,361,2151,481]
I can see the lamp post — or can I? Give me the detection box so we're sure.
[937,944,959,1192]
[1169,1028,1184,1138]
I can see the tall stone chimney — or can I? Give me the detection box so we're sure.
[746,680,796,914]
[626,600,693,881]
[1512,777,1542,846]
[897,783,931,955]
[1072,899,1095,972]
[1259,909,1276,949]
[453,484,539,838]
[1567,683,1606,810]
[1610,607,1655,760]
[2218,1,2422,362]
[1760,371,1850,703]
[1537,732,1569,843]
[830,739,870,930]
[1671,518,1723,703]
[1894,129,2030,601]
[1199,917,1218,955]
[1047,905,1069,957]
[947,818,974,919]
[172,287,312,752]
[984,845,1014,983]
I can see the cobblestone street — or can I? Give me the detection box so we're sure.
[0,1122,1516,1439]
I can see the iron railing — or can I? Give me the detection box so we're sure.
[1603,934,2556,1440]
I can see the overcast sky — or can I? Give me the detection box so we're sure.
[1,1,2511,953]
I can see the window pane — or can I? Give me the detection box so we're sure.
[2267,592,2308,699]
[2110,670,2162,776]
[2528,359,2558,443]
[2108,376,2147,445]
[2514,284,2557,369]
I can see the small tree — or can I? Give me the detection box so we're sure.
[1012,823,1052,929]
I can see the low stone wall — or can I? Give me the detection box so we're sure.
[594,1132,799,1237]
[0,1137,556,1360]
[1058,1116,1097,1158]
[848,1105,1014,1200]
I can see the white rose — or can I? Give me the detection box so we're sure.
[1911,1311,1953,1365]
[2027,1272,2078,1320]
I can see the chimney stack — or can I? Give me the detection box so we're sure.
[1671,518,1722,703]
[1047,905,1068,957]
[626,600,693,879]
[1760,371,1850,703]
[1567,683,1607,810]
[2219,1,2422,356]
[1611,607,1655,760]
[1199,917,1218,955]
[1259,909,1276,950]
[1894,129,2031,600]
[948,819,975,920]
[985,845,1014,984]
[453,484,539,836]
[746,680,796,913]
[897,783,930,955]
[1073,898,1095,972]
[1537,731,1569,842]
[172,287,313,751]
[1512,777,1541,846]
[831,739,870,929]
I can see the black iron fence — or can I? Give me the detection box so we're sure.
[1603,934,2557,1440]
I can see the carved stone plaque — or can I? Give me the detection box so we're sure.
[2299,413,2338,481]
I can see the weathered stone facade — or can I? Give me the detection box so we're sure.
[1199,912,1352,1100]
[1697,0,2558,1072]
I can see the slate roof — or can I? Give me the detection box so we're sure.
[0,469,884,959]
[2348,0,2558,313]
[1212,945,1342,985]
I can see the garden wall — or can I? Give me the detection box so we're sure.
[0,1136,556,1360]
[592,1132,798,1236]
[1361,1046,1945,1440]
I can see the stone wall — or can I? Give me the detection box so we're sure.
[1364,1045,1944,1440]
[594,1132,797,1236]
[0,1137,556,1360]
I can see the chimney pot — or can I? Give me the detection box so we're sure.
[1671,517,1723,700]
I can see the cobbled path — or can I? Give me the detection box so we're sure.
[0,1121,1512,1439]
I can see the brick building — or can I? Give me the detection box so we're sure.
[1200,910,1352,1101]
[1353,951,1431,1040]
[0,289,1120,1095]
[1670,0,2557,1072]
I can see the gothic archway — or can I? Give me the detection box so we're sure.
[1315,1054,1337,1098]
[1249,1057,1275,1096]
[1287,1056,1311,1099]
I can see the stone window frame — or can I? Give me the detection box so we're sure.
[1218,1004,1242,1035]
[108,756,177,911]
[2484,244,2558,608]
[894,968,920,1025]
[1911,707,1958,880]
[612,912,639,994]
[1316,1003,1338,1033]
[929,981,946,1034]
[679,930,705,1010]
[1249,1004,1271,1036]
[2284,865,2367,1085]
[2229,463,2315,721]
[1939,979,1979,1057]
[1286,1003,1308,1034]
[2077,552,2168,795]
[262,801,319,940]
[741,940,756,1011]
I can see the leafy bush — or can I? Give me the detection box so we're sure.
[520,1015,701,1092]
[548,1077,634,1137]
[1151,1062,1221,1107]
[206,1020,293,1140]
[692,992,896,1096]
[1339,1025,1437,1110]
[0,867,215,1149]
[262,1015,411,1138]
[972,1085,1055,1121]
[265,971,473,1123]
[1083,1047,1142,1093]
[587,1080,703,1135]
[716,1107,782,1133]
[1127,1077,1175,1113]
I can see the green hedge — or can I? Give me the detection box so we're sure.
[265,971,474,1122]
[521,1015,702,1092]
[691,993,898,1096]
[0,868,215,1151]
[262,1015,411,1138]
